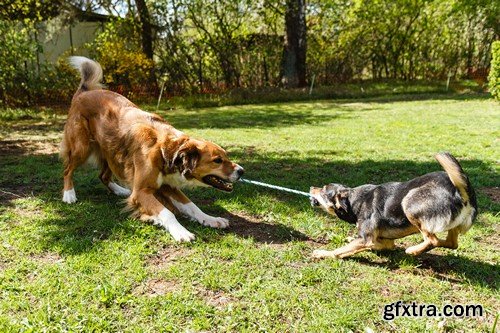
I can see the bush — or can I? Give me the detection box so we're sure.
[0,20,37,106]
[488,41,500,100]
[0,20,77,107]
[88,19,156,99]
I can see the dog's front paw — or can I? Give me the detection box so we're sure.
[169,225,196,242]
[62,189,77,204]
[200,216,229,229]
[312,249,339,259]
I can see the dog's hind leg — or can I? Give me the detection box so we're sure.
[61,122,91,203]
[409,227,459,254]
[405,214,459,255]
[442,227,459,249]
[99,161,131,197]
[405,232,434,256]
[405,227,452,255]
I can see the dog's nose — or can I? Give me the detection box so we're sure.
[236,166,245,177]
[310,197,320,207]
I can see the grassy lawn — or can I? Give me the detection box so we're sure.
[0,93,498,332]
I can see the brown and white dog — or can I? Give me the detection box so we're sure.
[61,57,244,242]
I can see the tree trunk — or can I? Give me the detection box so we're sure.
[263,54,269,86]
[280,0,307,88]
[136,0,153,59]
[135,0,157,87]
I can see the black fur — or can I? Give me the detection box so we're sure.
[315,171,477,241]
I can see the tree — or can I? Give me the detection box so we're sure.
[135,0,157,87]
[135,0,154,60]
[281,0,307,88]
[0,0,62,21]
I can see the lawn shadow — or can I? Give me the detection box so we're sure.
[0,152,316,254]
[38,199,140,255]
[347,91,491,104]
[350,250,499,290]
[155,102,366,130]
[1,147,498,256]
[222,210,317,245]
[152,91,489,114]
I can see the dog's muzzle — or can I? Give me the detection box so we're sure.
[229,165,245,182]
[309,186,321,207]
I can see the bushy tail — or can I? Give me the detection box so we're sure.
[435,152,471,203]
[68,56,103,92]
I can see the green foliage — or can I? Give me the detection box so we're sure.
[0,19,76,107]
[488,41,500,100]
[0,20,37,105]
[88,19,155,94]
[307,0,496,82]
[0,0,62,22]
[0,0,498,106]
[0,17,76,106]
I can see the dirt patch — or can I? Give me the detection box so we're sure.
[134,278,181,297]
[480,187,500,204]
[147,246,193,270]
[0,139,59,156]
[194,284,236,309]
[0,188,29,205]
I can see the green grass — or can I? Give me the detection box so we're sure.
[152,80,486,110]
[0,92,499,332]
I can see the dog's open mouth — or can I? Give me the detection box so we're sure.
[310,196,320,207]
[202,175,234,192]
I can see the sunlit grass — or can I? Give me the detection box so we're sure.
[0,93,498,332]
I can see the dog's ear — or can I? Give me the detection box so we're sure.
[172,141,200,176]
[334,191,349,212]
[161,137,199,176]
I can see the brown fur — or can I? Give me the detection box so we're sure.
[61,59,242,229]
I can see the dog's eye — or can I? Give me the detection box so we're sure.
[213,157,223,164]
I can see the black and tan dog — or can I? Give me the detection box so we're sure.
[310,153,477,259]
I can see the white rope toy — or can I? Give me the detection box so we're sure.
[239,178,311,197]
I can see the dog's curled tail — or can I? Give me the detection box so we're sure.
[435,152,472,203]
[68,56,103,92]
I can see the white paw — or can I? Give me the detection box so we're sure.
[109,182,131,197]
[156,208,196,242]
[312,249,338,259]
[62,188,77,204]
[169,224,196,242]
[199,216,229,229]
[405,246,421,256]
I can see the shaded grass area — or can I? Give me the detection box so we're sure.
[157,80,488,109]
[0,93,498,332]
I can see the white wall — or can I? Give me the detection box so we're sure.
[37,21,103,64]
